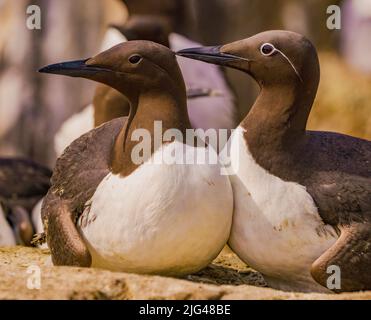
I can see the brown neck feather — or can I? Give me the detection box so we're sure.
[93,85,130,127]
[241,79,318,168]
[111,84,190,177]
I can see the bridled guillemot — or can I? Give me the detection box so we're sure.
[38,40,233,275]
[177,30,371,292]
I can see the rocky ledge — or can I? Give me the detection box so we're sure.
[0,246,370,300]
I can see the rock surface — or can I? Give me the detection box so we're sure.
[0,246,370,300]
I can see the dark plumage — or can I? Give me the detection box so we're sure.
[0,157,52,245]
[0,157,51,211]
[42,118,124,265]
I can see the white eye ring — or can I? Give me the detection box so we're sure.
[128,54,142,64]
[260,43,276,56]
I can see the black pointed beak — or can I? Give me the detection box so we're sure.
[38,59,111,78]
[176,46,247,66]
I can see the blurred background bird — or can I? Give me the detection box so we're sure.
[0,157,51,245]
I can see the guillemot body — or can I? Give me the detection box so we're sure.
[177,30,371,292]
[0,157,51,245]
[39,41,233,274]
[54,16,237,157]
[37,17,233,242]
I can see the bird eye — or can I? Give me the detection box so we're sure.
[128,54,142,64]
[260,43,275,56]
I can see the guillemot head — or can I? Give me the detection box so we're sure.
[122,0,180,27]
[176,30,320,88]
[40,41,188,156]
[112,15,171,48]
[39,40,186,104]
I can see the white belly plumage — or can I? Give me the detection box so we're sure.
[222,127,338,292]
[78,141,233,276]
[0,206,16,246]
[54,104,95,156]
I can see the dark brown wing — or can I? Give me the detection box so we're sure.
[43,192,92,266]
[307,175,371,226]
[311,222,371,292]
[297,132,371,292]
[42,117,125,266]
[308,175,371,291]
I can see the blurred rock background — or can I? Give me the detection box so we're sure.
[0,0,370,167]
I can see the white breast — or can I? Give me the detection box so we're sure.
[0,206,16,246]
[222,127,337,289]
[54,104,94,156]
[32,198,45,235]
[78,142,233,276]
[99,28,128,51]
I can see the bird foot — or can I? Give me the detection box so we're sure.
[31,232,46,246]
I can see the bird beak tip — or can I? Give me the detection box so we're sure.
[175,45,242,67]
[37,58,99,77]
[38,66,49,73]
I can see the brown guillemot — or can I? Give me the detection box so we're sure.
[177,30,371,292]
[54,15,237,156]
[39,41,233,274]
[36,16,231,243]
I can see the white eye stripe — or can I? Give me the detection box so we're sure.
[260,42,303,83]
[274,48,303,83]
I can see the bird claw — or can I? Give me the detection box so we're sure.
[31,232,46,246]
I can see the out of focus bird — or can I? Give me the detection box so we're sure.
[0,204,15,246]
[342,0,371,73]
[0,157,51,245]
